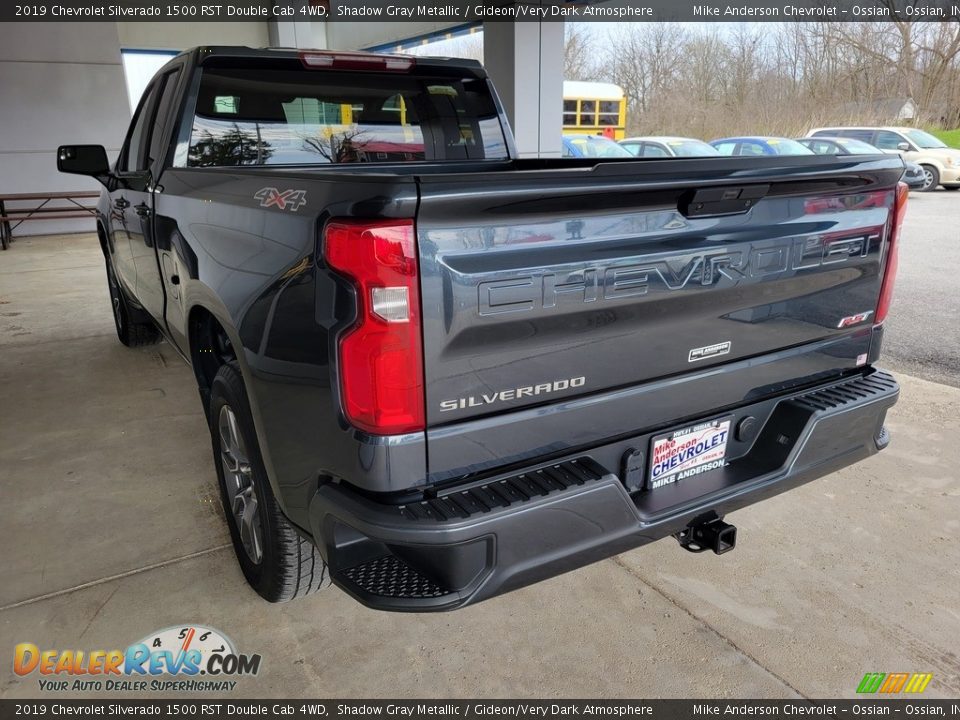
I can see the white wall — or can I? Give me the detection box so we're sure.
[0,21,271,239]
[325,21,463,51]
[122,51,178,112]
[0,23,130,237]
[116,22,269,50]
[268,20,326,49]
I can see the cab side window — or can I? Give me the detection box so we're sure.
[830,129,873,143]
[121,82,161,173]
[874,131,906,151]
[147,70,181,170]
[119,70,180,174]
[737,142,766,156]
[641,143,669,158]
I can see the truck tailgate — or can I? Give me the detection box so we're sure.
[415,156,903,467]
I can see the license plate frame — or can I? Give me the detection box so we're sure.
[647,415,733,491]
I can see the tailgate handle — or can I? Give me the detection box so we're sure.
[679,184,770,218]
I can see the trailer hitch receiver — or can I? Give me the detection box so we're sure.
[675,517,737,555]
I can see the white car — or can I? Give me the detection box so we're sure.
[808,126,960,191]
[619,136,720,158]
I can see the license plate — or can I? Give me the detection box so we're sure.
[648,416,732,490]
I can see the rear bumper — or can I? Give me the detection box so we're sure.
[308,370,898,612]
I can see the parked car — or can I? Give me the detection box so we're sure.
[57,46,903,612]
[710,136,815,156]
[902,162,927,189]
[809,126,960,191]
[619,136,720,157]
[562,134,634,158]
[796,136,883,156]
[797,136,924,190]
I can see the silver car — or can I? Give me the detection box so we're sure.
[619,136,720,158]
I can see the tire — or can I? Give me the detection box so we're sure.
[919,165,940,192]
[105,257,160,347]
[209,362,330,602]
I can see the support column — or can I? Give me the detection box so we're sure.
[483,20,564,158]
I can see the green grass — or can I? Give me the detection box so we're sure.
[927,128,960,148]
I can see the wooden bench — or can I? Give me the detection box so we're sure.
[0,191,99,250]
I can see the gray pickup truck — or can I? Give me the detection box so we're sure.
[58,47,903,611]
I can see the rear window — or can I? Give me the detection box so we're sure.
[763,138,814,156]
[835,138,881,154]
[666,140,719,157]
[179,66,508,167]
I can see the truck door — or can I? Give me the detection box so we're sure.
[130,68,182,328]
[145,63,191,354]
[109,78,162,298]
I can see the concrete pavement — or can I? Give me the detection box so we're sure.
[882,191,960,388]
[1,232,958,699]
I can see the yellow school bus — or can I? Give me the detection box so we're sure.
[562,81,627,140]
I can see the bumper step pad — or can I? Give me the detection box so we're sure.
[400,457,607,523]
[791,370,897,413]
[333,458,611,609]
[341,554,449,600]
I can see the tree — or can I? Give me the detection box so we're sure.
[302,130,372,163]
[188,124,273,166]
[829,17,960,123]
[564,23,597,81]
[606,23,684,118]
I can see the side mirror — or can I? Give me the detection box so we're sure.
[897,142,911,152]
[57,145,110,180]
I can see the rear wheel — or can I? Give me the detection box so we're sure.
[209,362,330,602]
[919,165,940,192]
[105,257,160,347]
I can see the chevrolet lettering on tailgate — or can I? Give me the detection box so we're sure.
[478,233,876,316]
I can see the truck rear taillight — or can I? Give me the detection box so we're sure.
[299,51,415,72]
[875,182,909,325]
[324,219,424,435]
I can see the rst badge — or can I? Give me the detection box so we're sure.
[254,187,307,212]
[688,341,731,362]
[837,311,873,328]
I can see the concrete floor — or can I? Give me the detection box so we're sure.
[1,229,958,700]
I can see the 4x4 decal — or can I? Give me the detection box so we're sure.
[254,187,307,212]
